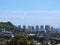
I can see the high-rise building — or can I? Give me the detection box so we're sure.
[18,25,21,29]
[18,25,21,32]
[51,26,53,31]
[40,25,44,30]
[31,26,34,30]
[36,25,39,31]
[45,25,51,31]
[23,25,26,32]
[28,26,31,30]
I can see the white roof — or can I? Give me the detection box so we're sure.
[36,42,41,45]
[57,44,60,45]
[28,34,36,36]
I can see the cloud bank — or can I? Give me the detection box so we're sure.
[0,10,60,28]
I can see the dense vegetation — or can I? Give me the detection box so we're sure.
[0,22,18,30]
[4,34,35,45]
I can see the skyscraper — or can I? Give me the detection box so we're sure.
[51,26,53,31]
[28,26,31,30]
[40,25,44,30]
[31,26,34,30]
[36,25,39,32]
[23,25,26,32]
[18,25,21,29]
[45,25,51,31]
[18,25,21,32]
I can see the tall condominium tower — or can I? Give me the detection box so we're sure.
[51,26,53,31]
[45,25,51,31]
[36,25,39,32]
[28,26,31,30]
[23,25,26,32]
[18,25,21,29]
[40,25,44,30]
[31,26,34,30]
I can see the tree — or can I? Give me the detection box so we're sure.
[5,40,10,45]
[9,34,30,45]
[0,43,3,45]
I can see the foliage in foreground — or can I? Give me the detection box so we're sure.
[5,34,32,45]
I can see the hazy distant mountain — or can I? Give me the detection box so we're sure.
[0,22,18,30]
[54,28,60,31]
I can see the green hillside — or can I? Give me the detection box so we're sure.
[0,22,18,30]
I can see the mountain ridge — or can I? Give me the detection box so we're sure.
[0,22,18,30]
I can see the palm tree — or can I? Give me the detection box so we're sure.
[10,34,30,45]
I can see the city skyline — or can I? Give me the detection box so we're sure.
[0,0,60,28]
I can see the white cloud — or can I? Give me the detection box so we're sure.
[0,10,60,27]
[0,10,60,14]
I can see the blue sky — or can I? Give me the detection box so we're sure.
[0,0,60,28]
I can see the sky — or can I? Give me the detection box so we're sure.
[0,0,60,28]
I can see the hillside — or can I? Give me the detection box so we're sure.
[0,22,18,30]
